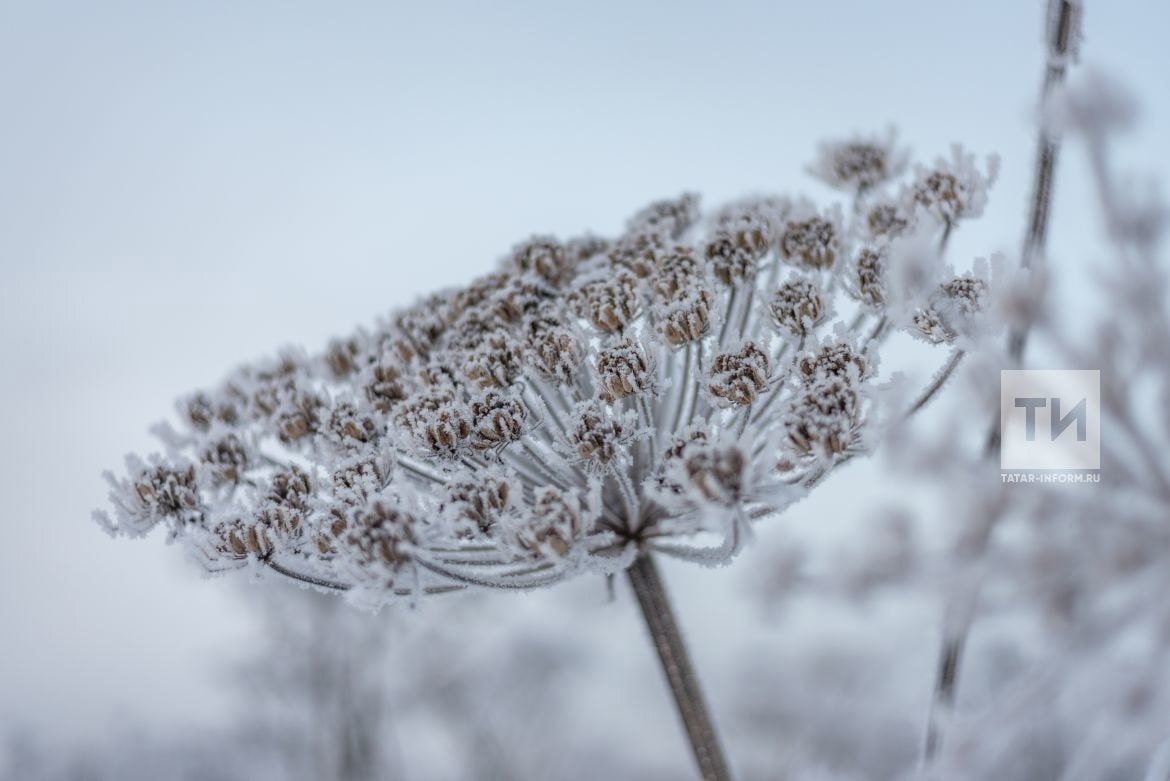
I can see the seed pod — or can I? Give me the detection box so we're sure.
[625,192,700,240]
[470,390,527,451]
[518,487,583,556]
[523,316,584,385]
[462,330,524,389]
[708,342,772,407]
[653,245,704,301]
[364,361,407,414]
[510,236,567,286]
[596,338,656,400]
[864,201,911,241]
[325,402,380,450]
[852,248,887,308]
[684,443,746,507]
[784,378,860,458]
[798,341,869,384]
[779,215,840,269]
[200,434,250,485]
[912,274,988,344]
[345,501,417,574]
[705,233,758,286]
[569,401,625,468]
[442,476,511,535]
[570,272,641,334]
[656,287,713,348]
[770,279,826,337]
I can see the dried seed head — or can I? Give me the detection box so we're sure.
[396,394,472,457]
[442,475,511,535]
[864,200,912,242]
[798,341,869,384]
[653,245,705,301]
[653,428,710,496]
[345,501,417,575]
[851,248,887,308]
[705,233,758,286]
[656,286,714,347]
[908,147,997,225]
[200,434,250,485]
[331,456,389,506]
[324,402,380,451]
[132,463,200,522]
[183,392,239,431]
[811,133,907,194]
[509,236,567,286]
[770,279,826,337]
[364,361,407,414]
[324,336,363,379]
[518,487,583,556]
[607,231,662,278]
[779,214,840,269]
[912,274,989,344]
[564,233,610,266]
[570,271,641,333]
[469,390,527,451]
[784,378,861,458]
[596,338,656,401]
[708,342,772,407]
[462,330,524,389]
[684,443,747,507]
[626,193,700,240]
[569,401,625,468]
[523,315,584,384]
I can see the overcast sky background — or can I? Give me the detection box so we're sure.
[1,0,1168,754]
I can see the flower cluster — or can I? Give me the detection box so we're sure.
[96,133,995,604]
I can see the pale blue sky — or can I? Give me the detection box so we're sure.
[1,0,1167,747]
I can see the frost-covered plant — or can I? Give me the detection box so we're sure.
[96,136,994,779]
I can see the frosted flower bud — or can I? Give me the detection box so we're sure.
[708,342,772,407]
[324,402,380,451]
[570,271,641,333]
[131,462,201,527]
[442,475,511,536]
[324,336,363,379]
[596,338,656,400]
[564,233,610,266]
[652,428,710,496]
[810,131,908,194]
[626,192,700,240]
[490,274,555,323]
[523,314,584,384]
[779,213,841,269]
[462,330,524,389]
[912,274,989,344]
[798,341,869,384]
[331,456,390,507]
[469,390,528,451]
[363,360,407,414]
[509,236,567,286]
[183,392,239,431]
[769,278,826,337]
[864,200,912,242]
[851,247,887,308]
[569,401,626,468]
[518,487,583,556]
[396,394,472,457]
[684,442,747,507]
[392,300,448,362]
[783,378,860,458]
[704,233,758,286]
[199,434,250,486]
[652,245,705,301]
[656,286,714,347]
[344,501,417,578]
[213,518,272,561]
[607,231,662,278]
[908,146,998,225]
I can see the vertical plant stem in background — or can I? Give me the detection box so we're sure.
[627,554,733,781]
[921,0,1080,769]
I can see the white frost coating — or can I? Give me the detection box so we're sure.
[95,135,995,606]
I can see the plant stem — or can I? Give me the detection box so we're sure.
[921,0,1079,769]
[626,554,733,781]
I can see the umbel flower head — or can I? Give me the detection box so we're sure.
[96,134,993,605]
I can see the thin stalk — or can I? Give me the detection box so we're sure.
[920,0,1079,769]
[627,554,733,781]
